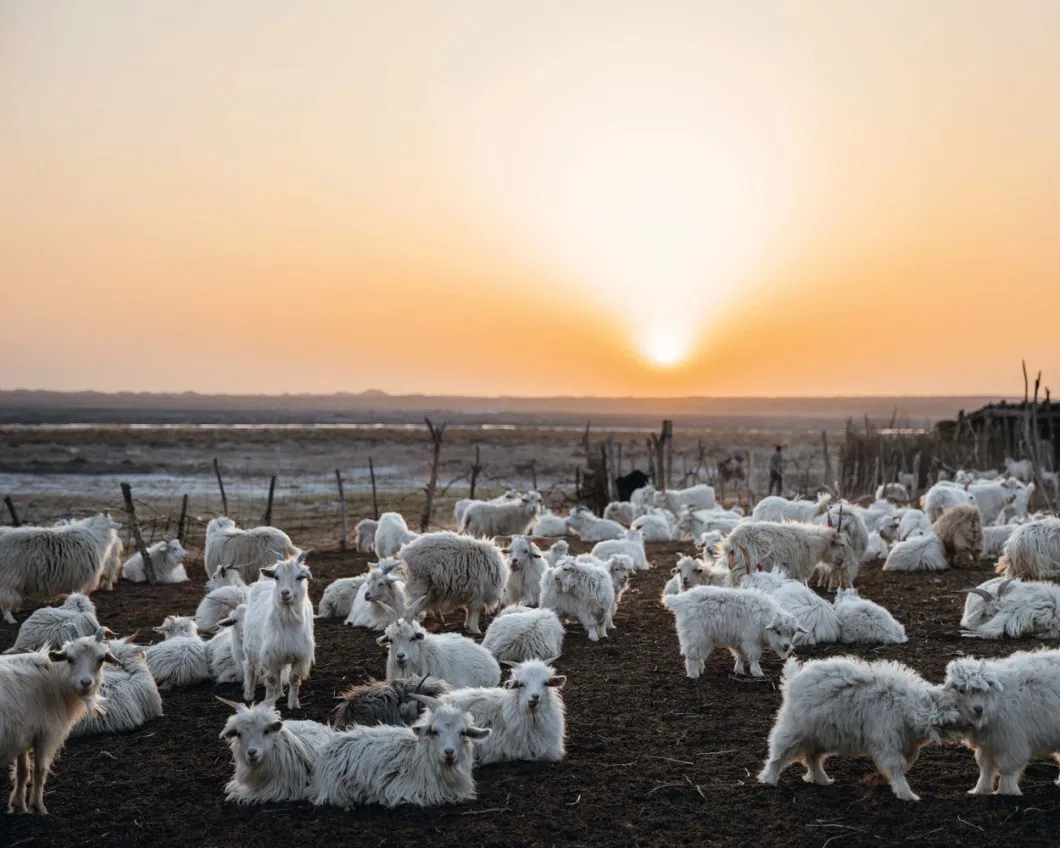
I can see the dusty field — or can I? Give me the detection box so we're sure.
[4,542,1060,847]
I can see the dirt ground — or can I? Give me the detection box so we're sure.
[4,542,1060,848]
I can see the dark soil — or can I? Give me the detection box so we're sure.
[4,543,1060,848]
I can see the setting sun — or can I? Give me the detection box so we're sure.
[639,324,692,368]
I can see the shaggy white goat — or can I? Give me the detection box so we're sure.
[330,676,452,729]
[242,553,316,709]
[875,482,910,504]
[72,636,163,736]
[654,484,716,514]
[861,531,890,564]
[146,615,211,689]
[631,512,676,542]
[0,514,120,623]
[354,518,378,553]
[374,512,420,559]
[882,533,948,572]
[461,492,541,538]
[481,604,564,663]
[897,508,932,541]
[603,501,638,526]
[663,586,803,678]
[920,482,975,522]
[675,509,739,542]
[204,517,298,582]
[565,506,625,542]
[219,698,335,805]
[377,600,501,688]
[590,528,648,571]
[195,571,249,634]
[206,604,248,685]
[752,493,832,524]
[995,517,1060,579]
[982,524,1015,559]
[122,538,188,583]
[308,700,490,808]
[961,578,1060,638]
[503,535,547,606]
[944,649,1060,795]
[317,575,368,620]
[537,558,615,642]
[833,588,906,645]
[721,519,857,589]
[740,570,840,646]
[4,593,103,654]
[441,660,566,764]
[759,656,960,801]
[577,553,636,630]
[399,532,508,634]
[531,509,568,538]
[1,629,118,814]
[543,539,569,568]
[345,561,407,630]
[662,555,726,596]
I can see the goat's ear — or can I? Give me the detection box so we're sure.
[413,631,425,641]
[464,726,491,740]
[670,566,679,574]
[375,634,390,646]
[547,674,567,688]
[259,566,277,579]
[48,649,67,663]
[269,721,283,733]
[103,651,121,665]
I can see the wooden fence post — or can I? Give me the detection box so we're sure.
[121,482,155,584]
[420,418,447,532]
[263,475,277,526]
[469,446,482,500]
[529,457,538,492]
[335,469,348,551]
[176,494,189,546]
[368,457,379,520]
[4,495,20,527]
[213,457,228,517]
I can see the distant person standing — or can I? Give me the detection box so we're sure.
[768,445,784,495]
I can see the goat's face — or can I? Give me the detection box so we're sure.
[261,557,311,608]
[62,593,95,614]
[673,555,707,591]
[413,704,489,767]
[378,620,425,670]
[505,660,565,712]
[161,539,187,563]
[220,702,283,766]
[765,615,799,657]
[153,615,197,640]
[508,536,541,572]
[49,630,118,696]
[363,565,401,605]
[607,557,635,592]
[944,659,1002,729]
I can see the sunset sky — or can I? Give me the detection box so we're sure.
[2,1,1058,397]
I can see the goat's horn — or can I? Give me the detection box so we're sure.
[965,588,994,602]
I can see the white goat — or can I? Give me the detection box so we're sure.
[861,531,889,564]
[882,533,948,572]
[195,570,249,634]
[377,601,501,688]
[0,514,120,624]
[345,561,407,630]
[543,539,569,568]
[531,509,568,538]
[461,492,541,538]
[308,700,490,808]
[662,555,726,596]
[441,660,565,764]
[590,528,648,571]
[242,553,316,709]
[982,524,1015,559]
[97,528,123,591]
[759,656,961,801]
[317,575,368,620]
[995,517,1060,579]
[219,697,335,804]
[721,519,857,588]
[921,482,975,522]
[663,586,802,678]
[481,604,564,663]
[72,636,163,736]
[740,570,840,646]
[399,532,508,634]
[205,517,298,582]
[330,676,453,729]
[565,506,625,542]
[146,615,211,689]
[944,650,1060,795]
[1,629,118,813]
[654,484,716,513]
[833,588,906,644]
[752,493,832,524]
[354,518,378,553]
[537,558,615,642]
[961,578,1060,638]
[631,512,676,542]
[122,538,188,583]
[897,508,932,541]
[503,536,547,606]
[206,604,248,685]
[603,501,637,526]
[374,512,420,559]
[578,553,636,629]
[4,593,103,654]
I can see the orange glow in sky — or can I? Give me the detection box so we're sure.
[2,1,1058,396]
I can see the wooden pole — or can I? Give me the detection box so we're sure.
[616,443,623,477]
[263,475,277,526]
[575,467,581,500]
[821,431,832,491]
[121,482,155,585]
[529,457,538,491]
[176,494,189,546]
[3,495,20,527]
[335,469,348,551]
[368,457,379,520]
[213,457,228,517]
[469,445,482,500]
[420,418,446,532]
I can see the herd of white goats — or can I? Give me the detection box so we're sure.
[2,465,1060,815]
